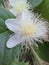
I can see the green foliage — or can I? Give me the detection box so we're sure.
[34,41,49,62]
[0,0,49,64]
[27,0,43,8]
[11,58,29,65]
[35,0,49,21]
[0,7,15,20]
[0,0,3,4]
[0,7,21,65]
[0,0,4,6]
[33,0,49,62]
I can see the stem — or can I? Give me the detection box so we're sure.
[29,44,42,65]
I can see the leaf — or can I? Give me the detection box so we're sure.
[27,0,43,8]
[0,0,4,6]
[0,6,15,20]
[11,58,29,65]
[0,7,21,65]
[0,18,7,33]
[34,41,49,63]
[34,0,49,21]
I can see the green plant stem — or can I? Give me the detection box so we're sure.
[29,44,42,65]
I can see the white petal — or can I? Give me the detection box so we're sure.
[9,0,16,6]
[5,19,21,33]
[35,23,46,37]
[9,0,27,6]
[10,8,17,16]
[6,34,23,48]
[21,10,33,20]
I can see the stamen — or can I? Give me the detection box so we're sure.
[22,23,36,36]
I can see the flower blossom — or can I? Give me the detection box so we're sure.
[5,10,49,48]
[9,0,30,16]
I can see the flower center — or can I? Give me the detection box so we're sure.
[16,2,25,13]
[22,23,36,36]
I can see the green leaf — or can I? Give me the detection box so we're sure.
[27,0,43,8]
[0,7,21,65]
[0,0,4,5]
[11,58,29,65]
[34,42,49,63]
[34,0,49,21]
[0,18,7,33]
[0,0,3,3]
[0,6,15,20]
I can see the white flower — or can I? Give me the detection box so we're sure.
[5,11,49,48]
[9,0,30,16]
